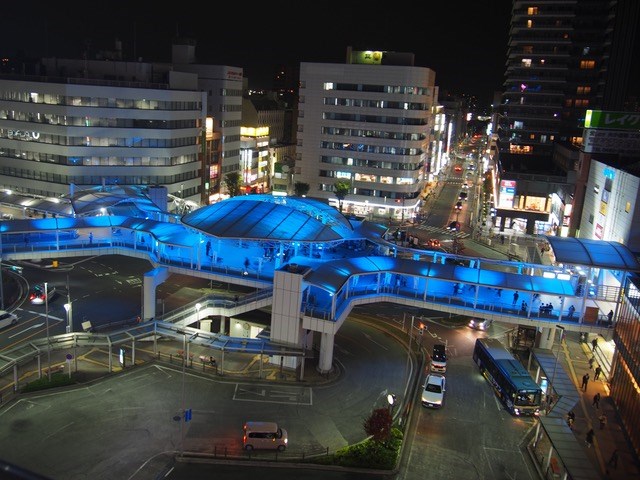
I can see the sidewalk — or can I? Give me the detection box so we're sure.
[560,331,639,479]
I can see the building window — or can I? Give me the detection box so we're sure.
[527,20,533,28]
[577,86,592,95]
[527,7,538,15]
[523,46,533,54]
[580,60,596,69]
[521,58,532,67]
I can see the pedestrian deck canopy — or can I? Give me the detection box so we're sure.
[181,194,358,242]
[545,236,640,271]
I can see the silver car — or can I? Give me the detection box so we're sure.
[421,373,446,408]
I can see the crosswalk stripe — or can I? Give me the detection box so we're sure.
[413,224,469,238]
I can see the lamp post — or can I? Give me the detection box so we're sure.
[387,393,396,414]
[45,281,51,382]
[195,303,202,329]
[548,325,565,409]
[64,303,72,334]
[64,274,72,333]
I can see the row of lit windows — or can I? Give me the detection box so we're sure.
[322,127,425,141]
[321,156,423,171]
[322,112,428,126]
[0,165,199,188]
[0,89,200,110]
[565,99,590,107]
[320,170,417,185]
[0,148,197,166]
[321,141,422,156]
[323,97,428,111]
[0,129,197,148]
[320,82,428,95]
[318,183,420,201]
[0,109,197,129]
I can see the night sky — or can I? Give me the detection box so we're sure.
[3,2,511,104]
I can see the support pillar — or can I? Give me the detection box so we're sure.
[538,327,556,349]
[318,332,335,374]
[220,316,227,335]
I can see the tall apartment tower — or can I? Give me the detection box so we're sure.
[297,49,436,221]
[497,0,640,172]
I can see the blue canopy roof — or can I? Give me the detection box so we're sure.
[305,256,577,296]
[181,195,356,242]
[545,236,640,271]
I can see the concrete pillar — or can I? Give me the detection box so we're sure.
[525,218,535,235]
[142,267,170,321]
[318,332,335,373]
[538,327,556,349]
[200,319,212,333]
[220,316,227,335]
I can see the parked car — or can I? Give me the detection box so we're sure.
[29,284,56,305]
[468,318,493,330]
[421,373,446,408]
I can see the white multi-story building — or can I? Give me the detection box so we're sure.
[0,70,204,205]
[297,50,436,221]
[0,40,244,208]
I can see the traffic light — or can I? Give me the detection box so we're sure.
[419,324,425,335]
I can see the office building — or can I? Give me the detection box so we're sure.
[297,48,436,221]
[0,39,244,208]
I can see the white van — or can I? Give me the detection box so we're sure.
[242,421,288,451]
[0,310,18,329]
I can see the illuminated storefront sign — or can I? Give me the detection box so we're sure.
[498,180,516,208]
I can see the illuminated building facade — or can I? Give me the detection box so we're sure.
[0,73,204,206]
[297,49,436,221]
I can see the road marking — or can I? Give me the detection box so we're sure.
[362,332,389,350]
[9,322,44,338]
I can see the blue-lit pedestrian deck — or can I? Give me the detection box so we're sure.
[0,215,631,339]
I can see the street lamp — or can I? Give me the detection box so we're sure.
[195,303,202,329]
[387,393,397,414]
[65,274,72,333]
[548,325,565,410]
[45,281,51,382]
[64,303,72,334]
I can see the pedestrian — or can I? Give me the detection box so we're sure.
[582,372,590,391]
[592,392,600,408]
[205,240,211,257]
[595,365,602,380]
[608,449,619,469]
[592,337,598,352]
[607,309,614,324]
[89,232,93,244]
[500,234,505,245]
[588,356,595,369]
[599,412,607,429]
[585,428,595,447]
[513,291,519,305]
[566,410,576,429]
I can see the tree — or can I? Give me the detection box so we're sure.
[294,182,310,197]
[363,407,393,442]
[334,181,351,213]
[224,172,243,197]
